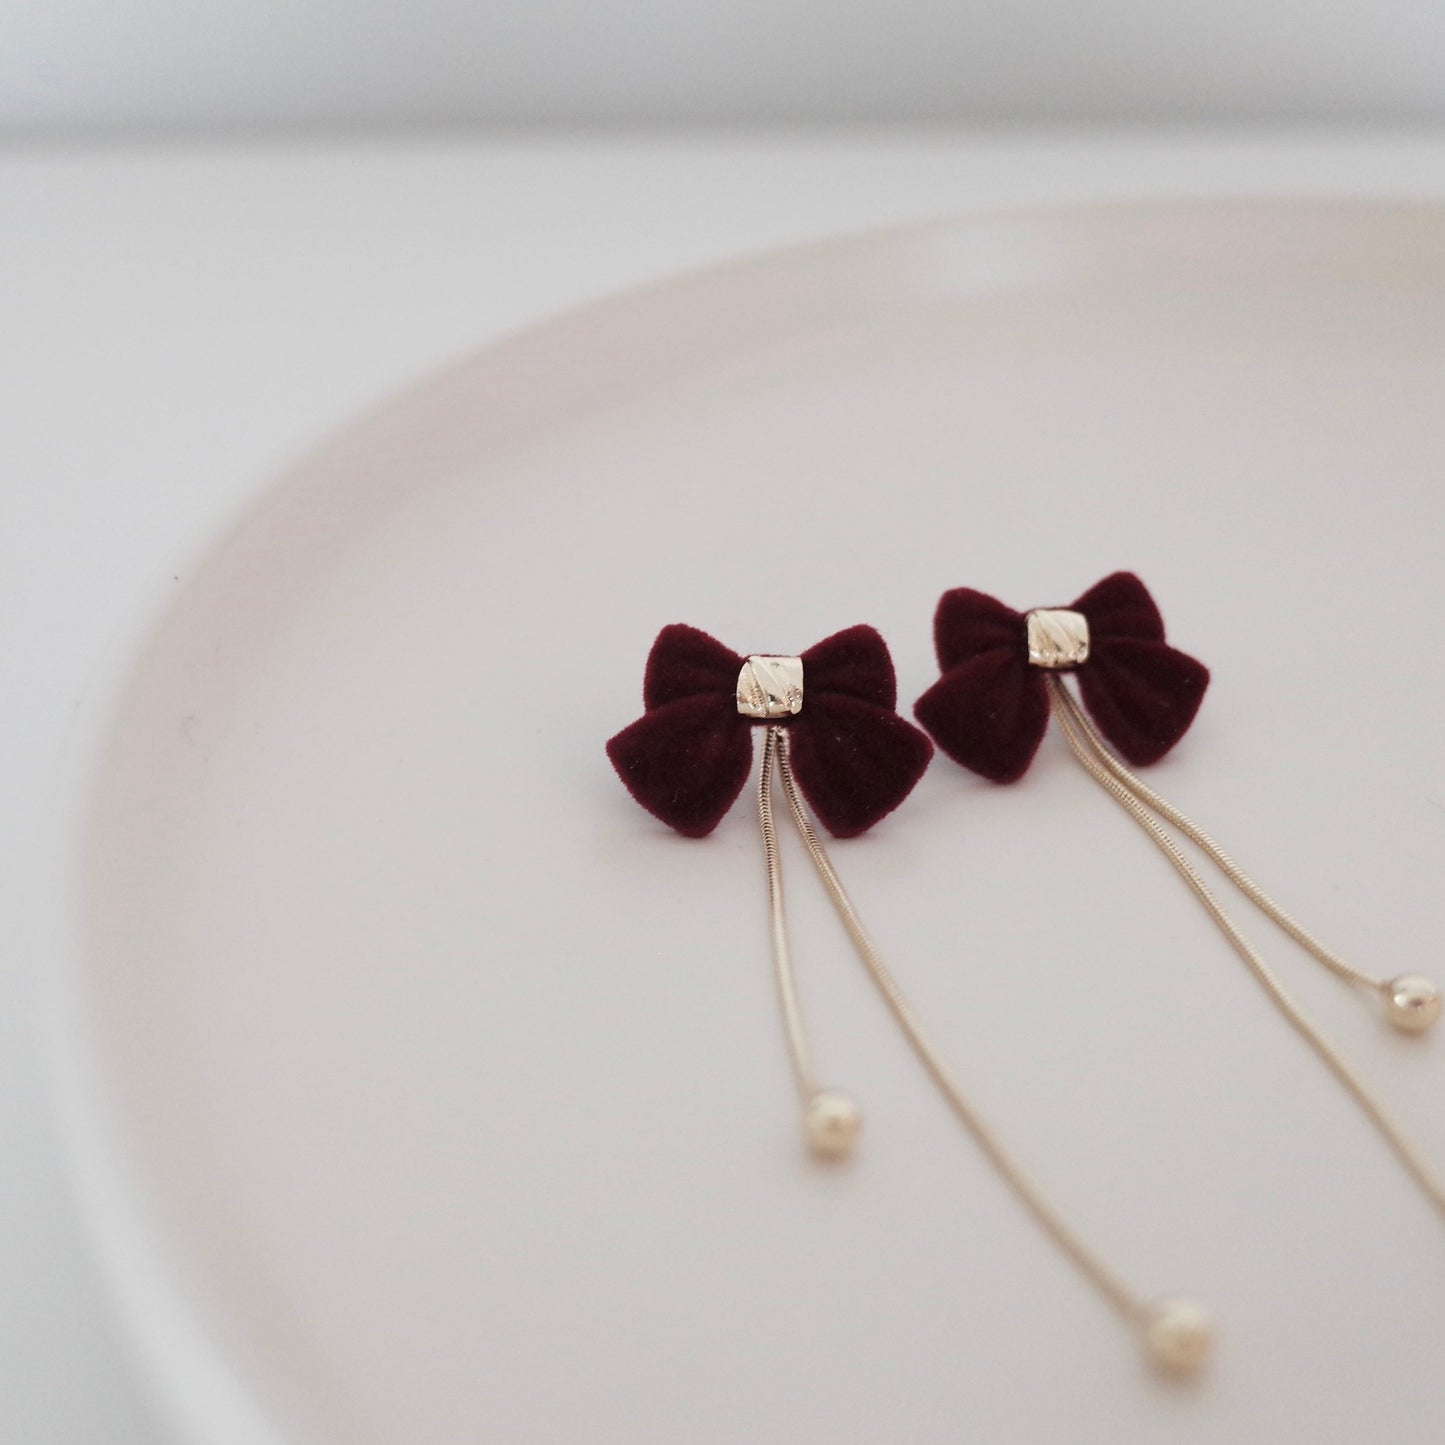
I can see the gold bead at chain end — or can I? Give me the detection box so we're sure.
[1384,975,1442,1034]
[804,1090,862,1160]
[1142,1298,1214,1376]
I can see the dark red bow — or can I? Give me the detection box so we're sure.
[914,572,1209,783]
[607,623,933,838]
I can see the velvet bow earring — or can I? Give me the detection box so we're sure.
[608,619,1214,1377]
[607,623,933,839]
[915,570,1209,784]
[915,571,1445,1281]
[608,621,930,1159]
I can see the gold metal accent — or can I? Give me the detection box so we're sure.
[1385,975,1442,1034]
[1048,681,1391,995]
[756,723,819,1100]
[1026,608,1090,669]
[803,1089,862,1160]
[1143,1299,1214,1376]
[1045,674,1445,1225]
[737,655,804,718]
[758,723,1156,1331]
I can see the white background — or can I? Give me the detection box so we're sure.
[5,1,1445,133]
[5,133,1445,1445]
[5,4,1445,1436]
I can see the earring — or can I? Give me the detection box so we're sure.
[915,571,1445,1236]
[608,621,1213,1375]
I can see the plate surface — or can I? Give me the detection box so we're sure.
[61,201,1445,1445]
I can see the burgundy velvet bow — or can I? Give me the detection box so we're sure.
[914,572,1209,783]
[607,623,933,839]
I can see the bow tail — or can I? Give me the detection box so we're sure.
[786,695,933,838]
[913,650,1049,784]
[1076,638,1210,766]
[606,696,754,837]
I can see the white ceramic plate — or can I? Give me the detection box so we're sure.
[56,201,1445,1445]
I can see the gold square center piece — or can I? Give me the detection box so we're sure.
[737,655,804,718]
[1026,609,1090,669]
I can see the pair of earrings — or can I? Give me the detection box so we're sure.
[605,571,1442,1377]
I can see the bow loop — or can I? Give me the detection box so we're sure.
[643,623,744,709]
[933,588,1028,671]
[801,623,899,709]
[1071,571,1166,644]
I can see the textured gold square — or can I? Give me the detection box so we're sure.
[1026,609,1090,669]
[736,655,804,718]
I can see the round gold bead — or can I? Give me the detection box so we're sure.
[1142,1297,1213,1376]
[803,1090,861,1160]
[1385,975,1441,1034]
